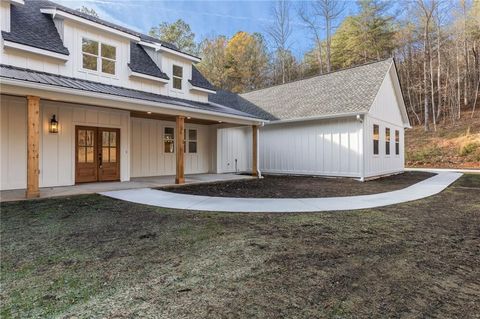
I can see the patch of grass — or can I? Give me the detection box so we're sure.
[1,175,480,318]
[406,144,443,162]
[459,141,480,156]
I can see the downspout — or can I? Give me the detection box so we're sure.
[257,122,264,178]
[357,114,366,182]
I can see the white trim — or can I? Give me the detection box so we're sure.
[0,78,264,124]
[8,0,24,5]
[40,8,140,41]
[189,83,216,94]
[3,40,69,61]
[138,41,161,50]
[129,70,169,83]
[264,111,368,125]
[158,46,201,62]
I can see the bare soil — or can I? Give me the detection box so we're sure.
[162,171,435,198]
[1,174,479,318]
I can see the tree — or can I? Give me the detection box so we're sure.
[299,0,345,73]
[77,6,99,18]
[268,0,293,84]
[197,36,229,89]
[270,49,301,85]
[224,32,269,93]
[149,19,197,54]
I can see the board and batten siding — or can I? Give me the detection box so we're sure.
[216,126,252,173]
[0,95,130,190]
[130,117,211,177]
[363,68,405,177]
[260,119,363,177]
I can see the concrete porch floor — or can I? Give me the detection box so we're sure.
[0,173,253,202]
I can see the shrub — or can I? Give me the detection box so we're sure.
[459,142,480,157]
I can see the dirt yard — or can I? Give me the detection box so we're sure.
[1,174,479,318]
[163,171,435,198]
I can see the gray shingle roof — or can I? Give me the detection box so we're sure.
[2,0,199,59]
[209,90,278,121]
[1,0,69,55]
[0,64,260,120]
[128,43,169,80]
[239,59,393,121]
[189,66,216,91]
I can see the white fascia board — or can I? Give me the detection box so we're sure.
[158,46,201,62]
[129,70,169,83]
[138,41,161,51]
[265,112,368,125]
[10,0,25,5]
[0,78,264,124]
[189,83,216,94]
[40,8,140,41]
[3,40,69,61]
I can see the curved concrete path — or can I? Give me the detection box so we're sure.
[100,172,462,213]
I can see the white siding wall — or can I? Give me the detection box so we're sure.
[260,119,363,177]
[216,126,251,173]
[0,18,209,102]
[0,95,130,190]
[363,70,405,177]
[0,95,26,190]
[130,117,211,177]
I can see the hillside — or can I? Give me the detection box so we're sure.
[405,112,480,169]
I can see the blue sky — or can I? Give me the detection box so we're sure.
[56,0,362,58]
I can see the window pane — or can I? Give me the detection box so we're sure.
[101,43,116,59]
[83,54,97,71]
[386,128,390,140]
[386,142,390,155]
[102,59,115,75]
[396,143,400,155]
[164,127,174,140]
[86,130,95,146]
[189,141,197,153]
[164,141,174,153]
[110,147,117,162]
[189,129,197,141]
[395,130,399,142]
[78,147,86,163]
[374,141,379,155]
[109,132,116,147]
[82,39,98,55]
[173,77,182,90]
[86,147,94,163]
[78,130,86,146]
[102,131,109,146]
[173,65,183,77]
[373,125,379,140]
[102,147,110,163]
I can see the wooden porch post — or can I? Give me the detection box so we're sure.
[175,116,185,184]
[26,96,40,198]
[252,125,258,177]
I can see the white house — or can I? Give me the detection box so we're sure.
[0,0,409,199]
[210,59,411,180]
[0,0,264,198]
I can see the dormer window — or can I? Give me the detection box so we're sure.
[82,38,116,75]
[172,65,183,90]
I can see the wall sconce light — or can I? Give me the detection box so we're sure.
[49,115,59,133]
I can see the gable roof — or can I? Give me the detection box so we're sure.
[128,43,169,80]
[239,59,394,121]
[1,0,197,59]
[0,64,258,120]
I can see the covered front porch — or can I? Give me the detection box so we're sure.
[0,173,254,202]
[0,71,263,199]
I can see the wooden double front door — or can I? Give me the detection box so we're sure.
[75,126,120,183]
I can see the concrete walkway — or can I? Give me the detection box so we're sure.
[100,172,463,213]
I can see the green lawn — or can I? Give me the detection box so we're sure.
[1,175,479,318]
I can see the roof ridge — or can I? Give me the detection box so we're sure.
[240,58,393,96]
[30,0,200,59]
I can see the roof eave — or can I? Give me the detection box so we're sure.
[3,40,69,60]
[265,111,368,125]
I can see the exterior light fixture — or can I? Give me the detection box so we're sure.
[147,111,152,114]
[49,115,59,133]
[218,120,222,123]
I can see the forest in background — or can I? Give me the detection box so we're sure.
[80,0,480,131]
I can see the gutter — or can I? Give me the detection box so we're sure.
[0,77,265,124]
[265,111,369,125]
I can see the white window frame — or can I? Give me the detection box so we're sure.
[395,130,400,156]
[81,37,117,77]
[172,64,183,91]
[163,127,175,154]
[373,124,380,156]
[186,129,197,154]
[385,127,391,156]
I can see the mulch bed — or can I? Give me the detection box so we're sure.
[162,171,435,198]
